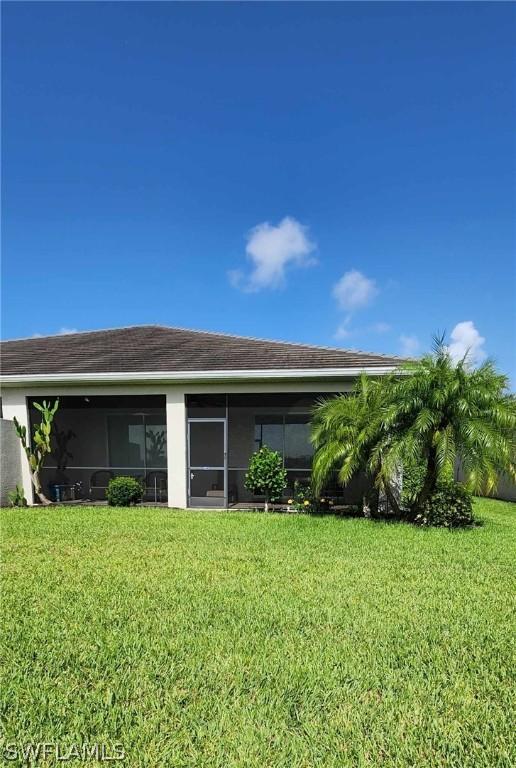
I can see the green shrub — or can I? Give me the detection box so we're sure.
[245,446,287,512]
[414,482,474,528]
[7,484,27,507]
[106,476,143,507]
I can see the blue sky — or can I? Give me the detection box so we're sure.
[2,2,515,380]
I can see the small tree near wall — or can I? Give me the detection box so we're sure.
[245,445,287,512]
[13,399,59,505]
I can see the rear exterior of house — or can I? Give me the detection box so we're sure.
[0,326,402,507]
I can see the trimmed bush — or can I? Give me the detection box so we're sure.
[414,482,474,528]
[245,446,287,512]
[106,476,143,507]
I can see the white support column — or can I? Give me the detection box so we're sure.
[166,388,187,508]
[1,389,34,504]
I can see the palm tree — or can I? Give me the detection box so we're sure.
[311,339,516,517]
[311,373,401,515]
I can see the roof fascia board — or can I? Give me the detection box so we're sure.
[0,367,398,387]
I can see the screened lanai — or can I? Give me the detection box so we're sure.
[186,393,371,508]
[31,395,167,503]
[31,391,371,507]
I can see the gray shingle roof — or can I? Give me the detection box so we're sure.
[0,325,403,377]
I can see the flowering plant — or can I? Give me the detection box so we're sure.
[290,480,333,513]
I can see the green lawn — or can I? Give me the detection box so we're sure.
[1,499,515,767]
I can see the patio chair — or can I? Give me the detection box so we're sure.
[89,470,114,501]
[144,471,167,502]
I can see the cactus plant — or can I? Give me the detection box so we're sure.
[13,399,59,505]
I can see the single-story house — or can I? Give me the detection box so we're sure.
[0,325,402,507]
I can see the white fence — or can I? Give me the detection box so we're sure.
[456,465,516,502]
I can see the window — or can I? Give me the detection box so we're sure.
[284,415,313,469]
[108,415,145,468]
[253,414,313,469]
[145,416,167,468]
[254,416,283,454]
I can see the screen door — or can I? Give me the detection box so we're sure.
[188,419,227,507]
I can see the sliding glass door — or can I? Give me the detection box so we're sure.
[107,414,167,470]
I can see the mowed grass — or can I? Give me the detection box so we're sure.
[1,500,515,767]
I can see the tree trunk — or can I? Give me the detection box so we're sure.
[31,469,52,506]
[383,479,402,517]
[412,447,438,518]
[264,497,269,513]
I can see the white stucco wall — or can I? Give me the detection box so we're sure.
[1,392,33,503]
[1,380,353,506]
[166,390,187,508]
[0,418,24,506]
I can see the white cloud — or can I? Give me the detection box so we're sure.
[229,216,316,292]
[447,321,486,366]
[32,327,78,338]
[334,320,391,341]
[332,270,378,312]
[400,334,420,357]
